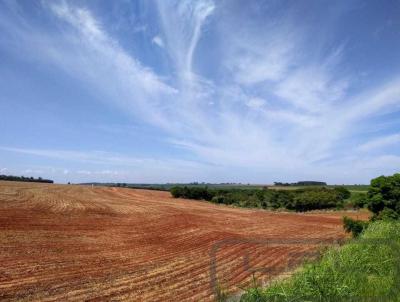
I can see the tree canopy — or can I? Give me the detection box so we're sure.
[367,173,400,219]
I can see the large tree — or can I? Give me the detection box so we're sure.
[367,173,400,218]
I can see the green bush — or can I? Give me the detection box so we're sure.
[334,186,351,200]
[343,216,369,238]
[170,186,184,198]
[346,192,367,209]
[170,186,215,200]
[211,195,226,204]
[373,208,400,221]
[289,188,341,211]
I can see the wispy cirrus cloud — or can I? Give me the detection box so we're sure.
[357,133,400,152]
[0,146,205,170]
[156,0,215,77]
[0,145,218,182]
[13,1,178,132]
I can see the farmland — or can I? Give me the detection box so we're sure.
[0,181,369,301]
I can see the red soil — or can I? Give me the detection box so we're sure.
[0,181,369,301]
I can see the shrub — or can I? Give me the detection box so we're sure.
[169,186,215,200]
[373,208,400,221]
[333,186,351,200]
[346,192,367,209]
[211,195,226,204]
[289,188,340,211]
[343,216,369,237]
[170,186,184,198]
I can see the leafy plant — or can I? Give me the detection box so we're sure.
[343,216,369,238]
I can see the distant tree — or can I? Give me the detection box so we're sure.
[347,192,367,209]
[296,181,327,186]
[170,186,344,212]
[333,186,351,200]
[289,188,340,211]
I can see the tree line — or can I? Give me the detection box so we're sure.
[273,181,327,186]
[0,174,54,184]
[170,186,350,212]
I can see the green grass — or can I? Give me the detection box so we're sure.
[239,221,400,302]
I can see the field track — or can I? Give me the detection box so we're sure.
[0,181,369,301]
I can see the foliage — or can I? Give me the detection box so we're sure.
[373,208,400,221]
[0,174,53,184]
[345,192,367,209]
[289,188,342,211]
[170,186,348,212]
[274,181,327,186]
[239,221,400,302]
[367,173,400,219]
[170,186,214,200]
[333,186,351,200]
[343,216,369,238]
[296,181,327,186]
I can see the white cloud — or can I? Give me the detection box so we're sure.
[76,170,120,176]
[246,97,266,109]
[229,37,295,85]
[23,169,43,174]
[275,64,348,113]
[40,1,179,132]
[0,146,208,171]
[76,170,92,175]
[0,146,222,183]
[156,0,215,76]
[221,9,297,86]
[152,35,164,48]
[343,78,400,122]
[357,133,400,152]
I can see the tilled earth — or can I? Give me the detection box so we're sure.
[0,181,369,301]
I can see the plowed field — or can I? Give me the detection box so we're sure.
[0,181,369,301]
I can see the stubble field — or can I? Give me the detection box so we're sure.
[0,181,369,301]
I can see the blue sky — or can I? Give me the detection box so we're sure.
[0,0,400,184]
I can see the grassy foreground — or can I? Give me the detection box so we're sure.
[239,221,400,301]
